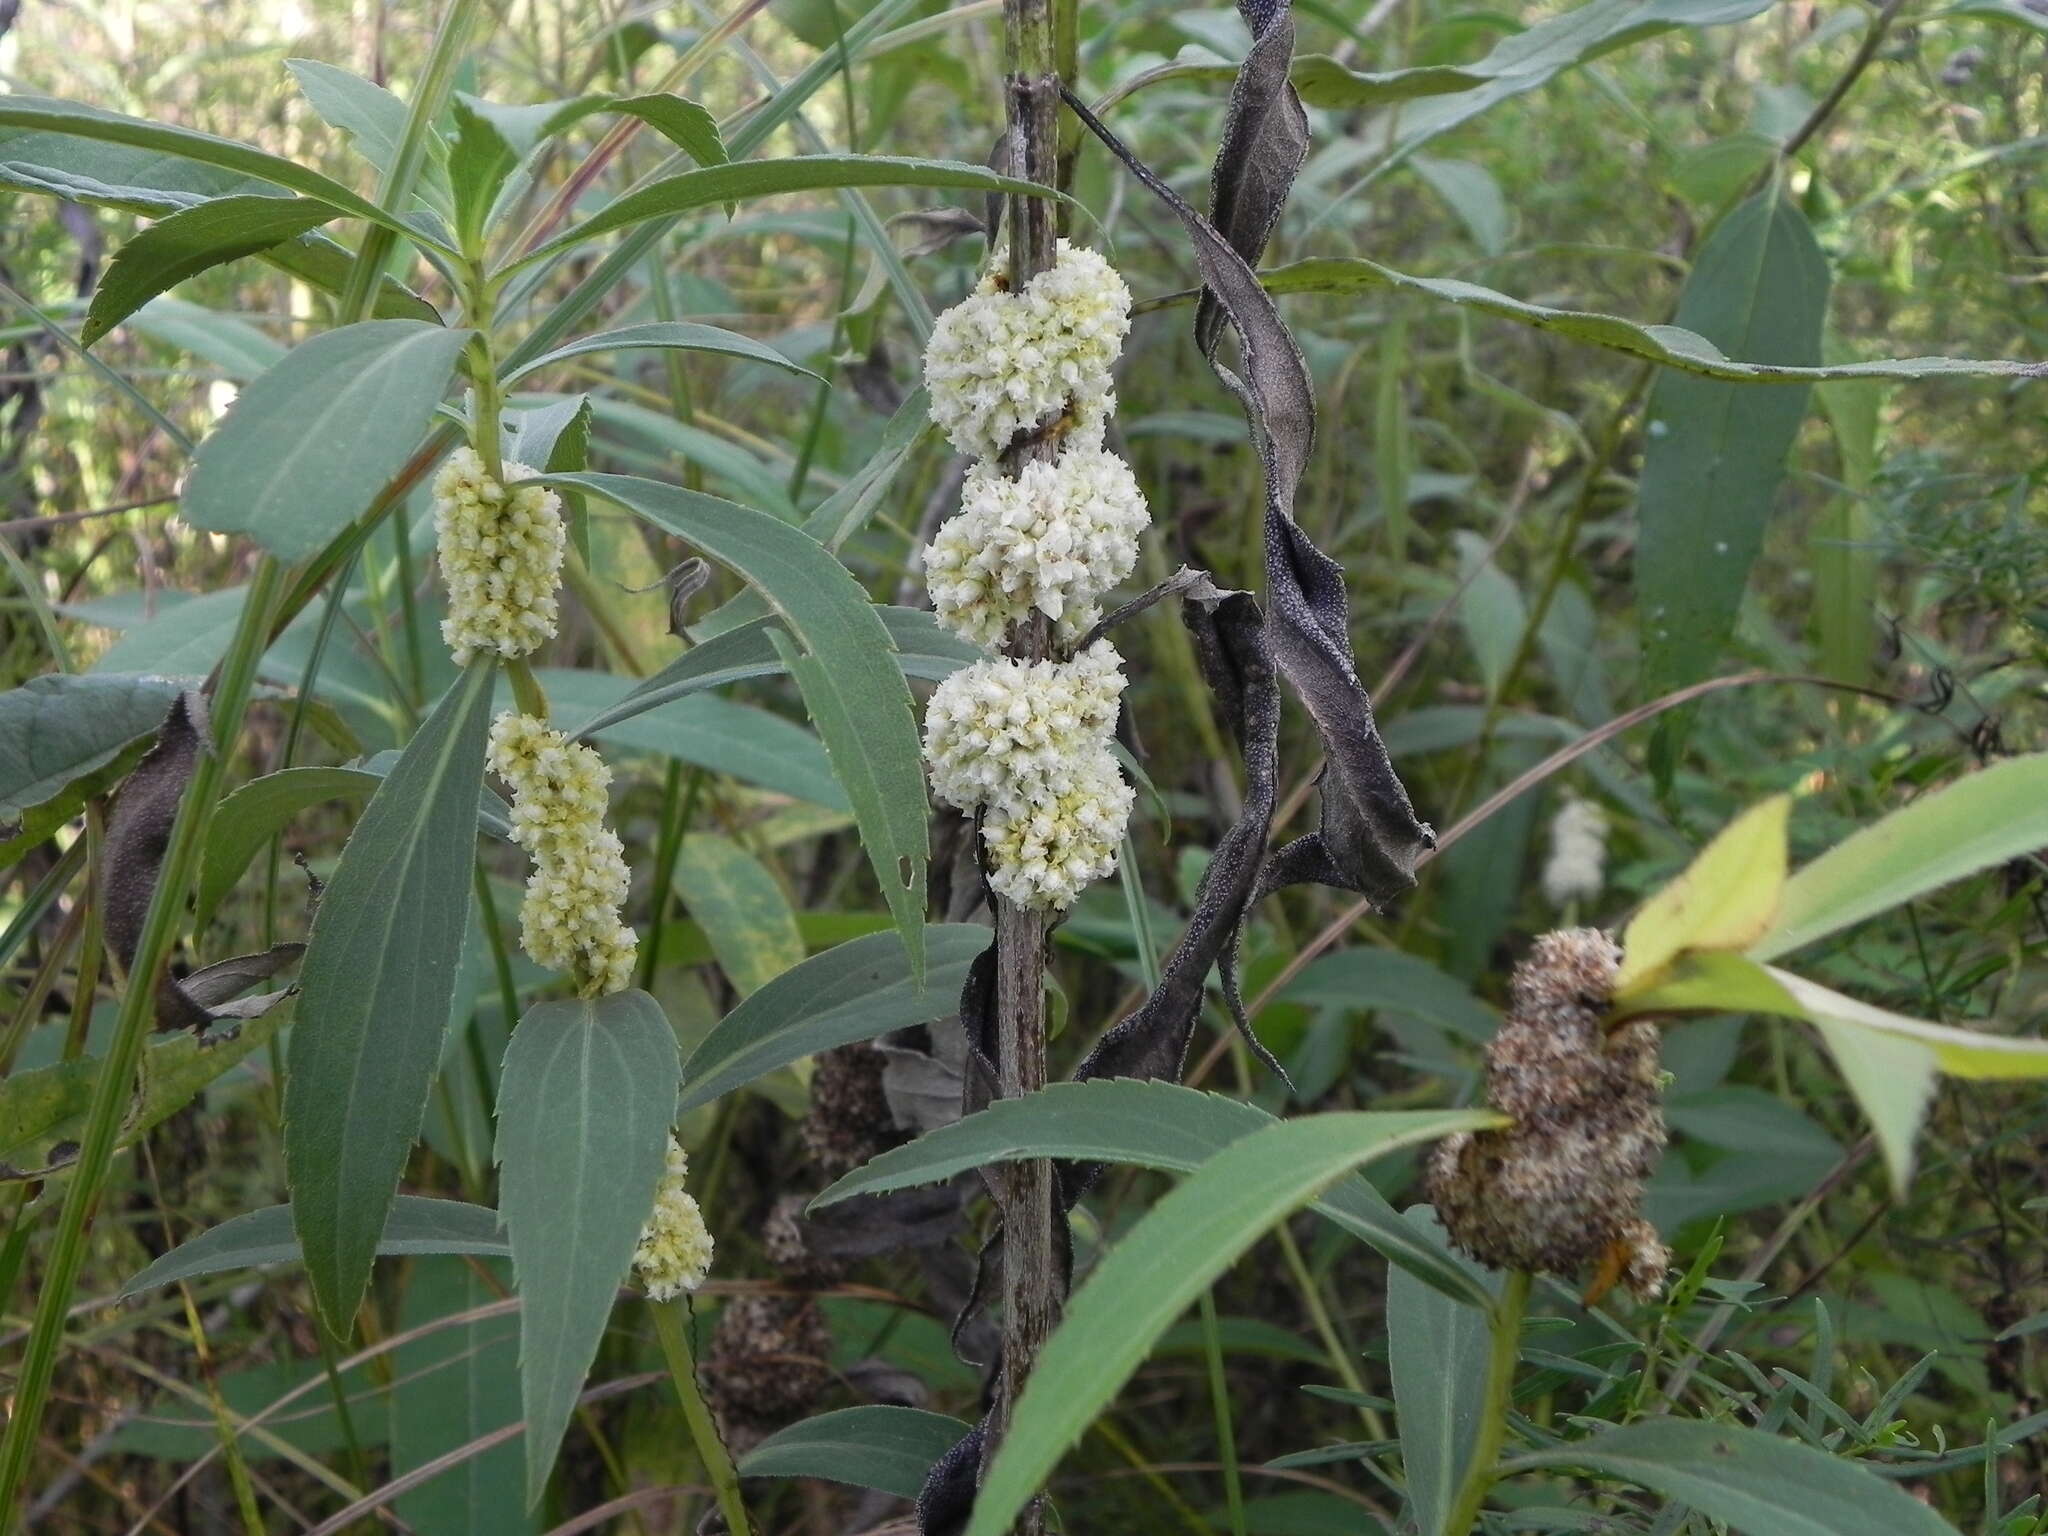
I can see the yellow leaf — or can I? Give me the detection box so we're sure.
[1613,794,1790,996]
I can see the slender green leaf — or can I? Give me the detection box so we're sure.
[0,673,188,822]
[1503,1419,1958,1535]
[505,321,820,384]
[572,607,977,742]
[1282,948,1498,1044]
[392,1257,534,1536]
[1750,754,2048,962]
[518,155,1055,273]
[672,833,804,995]
[195,766,379,927]
[1638,189,1829,775]
[1389,1207,1501,1536]
[181,319,471,563]
[285,58,453,212]
[1813,357,1883,685]
[286,663,495,1333]
[495,988,681,1503]
[814,1080,1501,1312]
[739,1407,971,1498]
[0,95,429,241]
[966,1110,1501,1536]
[83,195,341,346]
[1256,257,2035,383]
[122,1197,508,1296]
[548,472,927,976]
[677,926,988,1115]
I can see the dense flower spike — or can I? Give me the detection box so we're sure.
[925,444,1149,646]
[1541,796,1609,909]
[922,643,1132,910]
[488,711,639,995]
[1425,929,1670,1301]
[433,447,565,664]
[923,240,1131,460]
[633,1133,713,1301]
[922,641,1124,811]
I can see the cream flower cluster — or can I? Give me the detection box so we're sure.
[488,712,638,996]
[1541,796,1608,909]
[923,240,1131,461]
[924,443,1149,646]
[923,642,1133,909]
[633,1133,713,1301]
[433,447,565,665]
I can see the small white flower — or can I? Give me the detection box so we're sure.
[489,711,639,994]
[982,746,1134,910]
[923,241,1131,460]
[922,641,1124,813]
[634,1133,713,1300]
[434,447,565,665]
[1541,796,1608,909]
[925,447,1150,647]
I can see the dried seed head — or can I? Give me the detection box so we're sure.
[703,1293,834,1453]
[1425,928,1671,1299]
[762,1193,848,1286]
[802,1043,902,1180]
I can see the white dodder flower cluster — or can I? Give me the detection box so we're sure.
[923,240,1131,462]
[923,642,1134,910]
[433,447,565,665]
[924,442,1148,646]
[1541,795,1609,909]
[488,712,638,996]
[633,1133,713,1300]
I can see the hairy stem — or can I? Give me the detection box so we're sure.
[1444,1268,1531,1536]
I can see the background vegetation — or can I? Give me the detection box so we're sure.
[1,0,2045,1531]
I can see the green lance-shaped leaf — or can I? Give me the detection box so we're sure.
[181,319,471,563]
[513,155,1057,274]
[1251,256,2041,384]
[1750,752,2048,963]
[194,765,379,927]
[0,95,433,240]
[503,321,822,385]
[0,672,191,823]
[1637,188,1830,778]
[965,1109,1500,1536]
[83,195,342,347]
[677,925,990,1116]
[391,1256,534,1536]
[122,1197,508,1296]
[286,663,495,1334]
[1503,1418,1959,1536]
[570,607,976,742]
[545,472,928,978]
[814,1078,1499,1312]
[671,833,804,996]
[495,988,681,1505]
[1388,1207,1502,1536]
[739,1407,973,1499]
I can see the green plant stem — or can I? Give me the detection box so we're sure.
[1198,1291,1247,1536]
[1443,1268,1531,1536]
[0,557,285,1526]
[652,1299,752,1536]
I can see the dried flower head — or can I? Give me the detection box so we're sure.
[1541,795,1609,909]
[433,446,565,664]
[633,1133,714,1300]
[1425,928,1670,1300]
[488,711,639,995]
[922,240,1131,460]
[704,1292,834,1453]
[924,446,1150,647]
[802,1042,901,1180]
